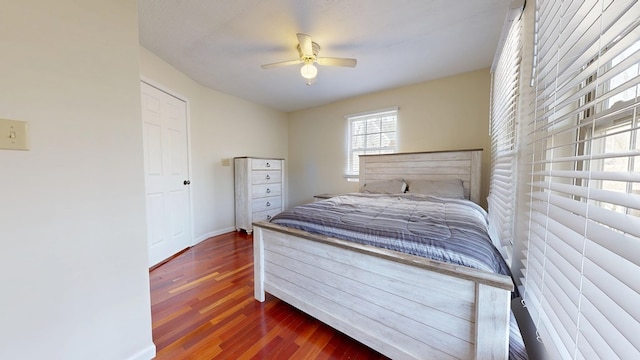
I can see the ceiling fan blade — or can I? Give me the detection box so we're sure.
[261,59,303,69]
[317,57,357,67]
[297,33,313,56]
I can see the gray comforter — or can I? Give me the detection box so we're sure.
[270,193,511,276]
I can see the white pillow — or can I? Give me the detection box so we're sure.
[406,179,465,199]
[361,179,407,194]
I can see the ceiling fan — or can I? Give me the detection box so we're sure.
[261,33,357,85]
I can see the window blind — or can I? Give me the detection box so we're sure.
[489,11,522,260]
[518,1,640,359]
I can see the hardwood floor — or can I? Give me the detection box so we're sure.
[150,231,389,359]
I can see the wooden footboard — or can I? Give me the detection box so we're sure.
[253,222,513,360]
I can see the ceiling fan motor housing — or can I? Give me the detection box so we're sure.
[297,42,320,62]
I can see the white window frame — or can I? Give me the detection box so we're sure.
[603,40,640,111]
[345,108,398,179]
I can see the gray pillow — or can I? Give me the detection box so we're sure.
[406,179,465,198]
[361,179,407,194]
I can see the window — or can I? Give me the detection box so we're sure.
[579,40,640,216]
[346,108,398,177]
[605,41,640,110]
[488,10,522,261]
[585,121,639,216]
[515,1,640,359]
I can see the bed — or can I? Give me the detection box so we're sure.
[252,149,515,359]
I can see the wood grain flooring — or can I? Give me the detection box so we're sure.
[150,231,388,359]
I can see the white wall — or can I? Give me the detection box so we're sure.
[139,48,289,242]
[288,69,492,207]
[0,1,154,360]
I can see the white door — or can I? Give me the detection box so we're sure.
[141,82,192,267]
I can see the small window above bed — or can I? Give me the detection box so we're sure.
[345,107,398,179]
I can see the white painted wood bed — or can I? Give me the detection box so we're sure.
[253,149,513,360]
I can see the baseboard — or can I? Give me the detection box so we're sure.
[150,247,190,271]
[193,227,237,245]
[125,343,156,360]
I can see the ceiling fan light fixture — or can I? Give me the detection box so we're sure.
[300,62,317,80]
[261,33,355,85]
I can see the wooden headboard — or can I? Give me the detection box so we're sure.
[358,149,483,204]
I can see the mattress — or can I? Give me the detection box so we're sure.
[270,193,511,276]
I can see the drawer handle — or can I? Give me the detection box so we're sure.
[266,175,271,180]
[266,215,272,220]
[266,162,271,167]
[266,188,271,193]
[266,201,271,207]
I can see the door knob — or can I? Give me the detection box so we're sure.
[183,180,191,185]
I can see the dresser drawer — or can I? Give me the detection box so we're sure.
[253,208,281,222]
[252,183,282,198]
[252,159,282,170]
[252,196,281,212]
[251,171,282,184]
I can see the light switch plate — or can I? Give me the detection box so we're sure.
[0,119,29,150]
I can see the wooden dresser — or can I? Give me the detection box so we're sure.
[234,157,284,234]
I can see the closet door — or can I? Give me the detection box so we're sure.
[141,82,192,267]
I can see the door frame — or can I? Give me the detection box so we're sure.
[140,77,195,263]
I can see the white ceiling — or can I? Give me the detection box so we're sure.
[138,0,512,112]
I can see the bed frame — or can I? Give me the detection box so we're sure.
[253,149,513,360]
